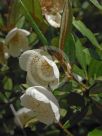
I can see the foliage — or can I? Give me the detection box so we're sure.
[0,0,102,136]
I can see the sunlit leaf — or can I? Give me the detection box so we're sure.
[90,0,102,10]
[88,128,102,136]
[3,77,13,91]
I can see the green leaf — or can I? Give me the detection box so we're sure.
[89,81,102,94]
[88,59,102,79]
[22,0,48,32]
[46,130,60,136]
[59,0,72,50]
[63,120,70,129]
[9,0,23,27]
[90,0,102,10]
[16,16,25,28]
[73,18,102,50]
[29,32,37,45]
[3,77,13,91]
[75,38,91,75]
[88,128,102,136]
[60,108,67,117]
[64,34,76,63]
[72,64,85,77]
[22,0,43,20]
[0,15,4,28]
[92,101,102,122]
[19,0,48,45]
[51,37,59,47]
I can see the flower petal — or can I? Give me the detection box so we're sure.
[45,13,61,28]
[20,86,60,125]
[5,27,18,44]
[15,107,37,127]
[5,28,30,57]
[27,54,59,89]
[17,29,30,36]
[19,50,36,71]
[8,43,21,57]
[36,55,59,89]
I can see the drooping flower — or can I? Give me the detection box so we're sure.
[19,49,59,90]
[5,27,30,57]
[40,0,65,28]
[20,86,60,125]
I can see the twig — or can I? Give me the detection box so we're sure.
[58,122,74,136]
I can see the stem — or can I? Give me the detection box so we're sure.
[71,73,88,90]
[47,48,88,90]
[58,122,74,136]
[19,0,48,45]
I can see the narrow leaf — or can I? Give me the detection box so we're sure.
[59,0,72,50]
[88,128,102,136]
[73,18,102,50]
[75,38,91,74]
[90,0,102,10]
[19,0,48,45]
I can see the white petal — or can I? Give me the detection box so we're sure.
[5,27,18,44]
[26,73,48,88]
[49,79,59,90]
[19,49,52,71]
[42,56,59,79]
[5,28,30,44]
[5,28,30,57]
[17,29,30,36]
[73,73,83,82]
[20,86,60,125]
[15,107,36,126]
[8,37,29,57]
[36,56,59,89]
[45,13,61,28]
[19,50,36,71]
[26,53,59,90]
[8,43,21,57]
[26,53,50,87]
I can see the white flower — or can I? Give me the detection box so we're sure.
[45,13,61,28]
[19,49,59,90]
[15,107,37,127]
[40,0,65,28]
[5,27,30,57]
[20,86,60,125]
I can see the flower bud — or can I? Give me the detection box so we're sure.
[5,27,30,57]
[19,49,59,90]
